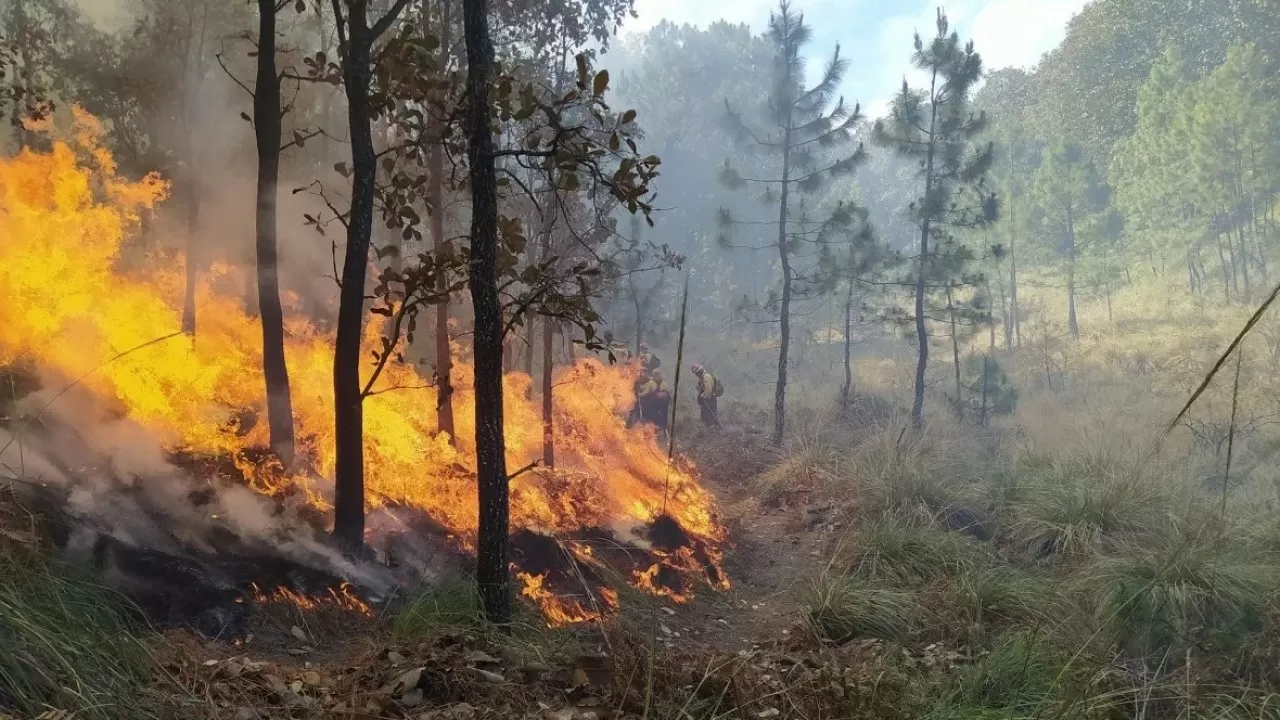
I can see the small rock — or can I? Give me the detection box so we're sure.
[387,651,407,664]
[660,607,676,616]
[757,708,780,718]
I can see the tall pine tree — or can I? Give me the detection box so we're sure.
[874,8,996,429]
[719,0,865,445]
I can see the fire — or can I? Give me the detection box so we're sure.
[249,581,373,616]
[516,571,618,626]
[0,110,728,615]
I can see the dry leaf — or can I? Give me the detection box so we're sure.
[380,667,424,696]
[302,670,322,686]
[569,667,589,688]
[291,625,309,642]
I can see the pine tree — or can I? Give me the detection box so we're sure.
[719,0,866,445]
[1032,140,1111,340]
[874,8,996,430]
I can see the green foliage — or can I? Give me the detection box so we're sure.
[0,553,151,720]
[962,354,1018,417]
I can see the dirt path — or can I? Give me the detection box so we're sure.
[661,424,833,652]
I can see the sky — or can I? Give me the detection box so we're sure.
[623,0,1092,116]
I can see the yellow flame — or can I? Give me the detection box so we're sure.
[0,109,727,613]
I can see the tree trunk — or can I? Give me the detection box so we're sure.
[462,0,510,626]
[911,68,940,430]
[772,124,792,447]
[332,0,381,558]
[840,279,853,416]
[542,318,554,468]
[1216,231,1232,301]
[1007,152,1021,348]
[1238,221,1251,301]
[182,165,200,335]
[1065,204,1079,341]
[946,284,962,419]
[429,0,456,445]
[979,354,989,428]
[995,258,1011,350]
[1105,280,1113,326]
[254,0,296,467]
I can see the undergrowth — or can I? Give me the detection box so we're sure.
[0,550,152,720]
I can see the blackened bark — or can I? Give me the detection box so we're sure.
[332,2,375,557]
[182,166,199,335]
[542,319,554,468]
[254,0,296,466]
[331,0,413,556]
[429,0,456,445]
[462,0,510,626]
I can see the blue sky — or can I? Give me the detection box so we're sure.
[624,0,1091,116]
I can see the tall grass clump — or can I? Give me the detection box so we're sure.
[805,571,916,645]
[0,552,151,720]
[1076,530,1279,663]
[392,578,485,639]
[1008,456,1174,561]
[848,517,976,584]
[849,421,986,522]
[927,631,1084,720]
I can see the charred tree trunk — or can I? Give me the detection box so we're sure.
[331,0,412,557]
[542,318,554,468]
[462,0,510,626]
[1238,221,1251,301]
[254,0,296,467]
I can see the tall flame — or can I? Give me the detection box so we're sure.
[0,110,727,610]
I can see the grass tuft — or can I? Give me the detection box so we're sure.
[0,553,151,720]
[805,573,916,645]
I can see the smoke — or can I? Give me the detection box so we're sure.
[0,371,398,595]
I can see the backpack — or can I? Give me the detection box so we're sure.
[712,375,725,398]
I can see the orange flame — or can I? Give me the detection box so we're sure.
[516,571,618,626]
[249,581,372,616]
[0,110,727,615]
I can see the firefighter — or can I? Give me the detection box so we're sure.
[642,370,671,440]
[638,342,661,372]
[626,368,651,428]
[691,362,722,428]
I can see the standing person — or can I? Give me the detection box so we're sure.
[638,342,661,372]
[626,368,651,428]
[644,370,671,441]
[691,363,722,428]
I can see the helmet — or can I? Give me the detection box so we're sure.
[690,363,703,374]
